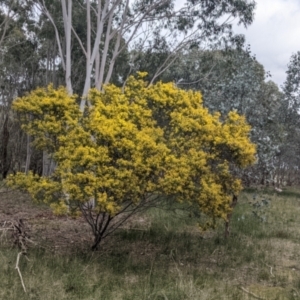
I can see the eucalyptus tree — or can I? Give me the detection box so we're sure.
[200,49,283,185]
[283,51,300,111]
[276,52,300,185]
[0,0,44,179]
[141,43,283,185]
[35,0,256,111]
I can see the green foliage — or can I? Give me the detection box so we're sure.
[283,51,300,111]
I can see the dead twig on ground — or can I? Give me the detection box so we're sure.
[262,262,275,277]
[15,251,27,293]
[267,265,275,277]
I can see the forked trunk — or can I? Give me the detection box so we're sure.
[91,235,102,251]
[82,210,113,251]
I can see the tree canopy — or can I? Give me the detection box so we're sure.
[8,75,256,249]
[34,0,256,109]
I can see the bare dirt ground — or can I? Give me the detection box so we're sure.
[0,188,93,253]
[0,187,153,254]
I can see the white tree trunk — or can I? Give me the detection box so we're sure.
[25,135,31,174]
[61,0,73,94]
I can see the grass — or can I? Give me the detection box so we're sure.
[1,187,300,299]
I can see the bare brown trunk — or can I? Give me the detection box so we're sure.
[1,115,10,178]
[225,194,238,238]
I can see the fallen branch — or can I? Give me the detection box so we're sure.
[239,287,266,300]
[211,249,218,256]
[15,252,27,293]
[268,265,275,277]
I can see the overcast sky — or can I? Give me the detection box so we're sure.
[232,0,300,89]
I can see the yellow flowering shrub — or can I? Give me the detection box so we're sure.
[12,84,81,152]
[8,75,256,249]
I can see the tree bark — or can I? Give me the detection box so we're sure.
[225,194,238,238]
[25,134,31,175]
[1,115,10,178]
[61,0,73,94]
